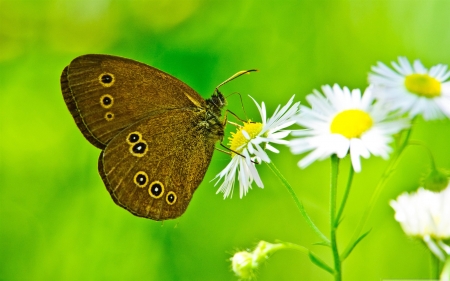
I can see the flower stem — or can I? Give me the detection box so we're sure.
[409,140,437,169]
[330,155,342,281]
[429,251,441,279]
[440,256,450,281]
[278,241,310,254]
[266,161,330,245]
[335,164,355,225]
[342,126,413,259]
[274,240,334,274]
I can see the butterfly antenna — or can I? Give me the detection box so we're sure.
[215,69,258,91]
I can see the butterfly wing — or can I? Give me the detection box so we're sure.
[98,109,216,220]
[61,54,206,149]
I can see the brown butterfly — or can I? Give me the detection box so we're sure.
[61,54,252,220]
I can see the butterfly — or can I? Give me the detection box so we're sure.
[61,54,252,220]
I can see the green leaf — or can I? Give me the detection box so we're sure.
[308,252,334,274]
[341,229,372,261]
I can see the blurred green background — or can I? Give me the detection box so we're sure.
[1,0,450,280]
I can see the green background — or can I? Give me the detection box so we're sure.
[1,0,450,280]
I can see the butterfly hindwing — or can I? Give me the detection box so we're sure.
[98,109,216,220]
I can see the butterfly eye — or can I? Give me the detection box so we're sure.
[127,132,141,144]
[133,171,148,188]
[99,73,115,87]
[100,94,114,108]
[148,181,164,199]
[104,112,114,121]
[166,191,177,205]
[130,141,148,157]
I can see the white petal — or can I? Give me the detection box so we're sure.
[241,129,251,140]
[253,143,271,163]
[349,139,365,172]
[333,134,350,158]
[265,143,279,153]
[268,130,291,139]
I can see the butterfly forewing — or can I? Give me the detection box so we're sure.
[61,54,206,148]
[99,109,216,220]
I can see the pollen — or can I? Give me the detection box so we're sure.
[404,73,441,98]
[229,122,263,157]
[330,109,373,139]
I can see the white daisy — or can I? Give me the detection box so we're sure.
[391,185,450,261]
[390,186,450,239]
[369,56,450,120]
[289,84,409,172]
[214,95,300,199]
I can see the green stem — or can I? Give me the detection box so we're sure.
[275,240,334,274]
[342,126,413,258]
[266,161,330,246]
[335,165,355,225]
[280,241,310,254]
[409,140,437,169]
[429,251,441,279]
[440,256,450,281]
[330,155,342,281]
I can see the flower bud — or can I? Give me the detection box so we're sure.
[422,168,449,192]
[231,251,255,280]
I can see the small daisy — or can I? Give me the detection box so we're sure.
[390,186,450,239]
[214,95,300,199]
[289,84,409,172]
[369,56,450,120]
[391,185,450,261]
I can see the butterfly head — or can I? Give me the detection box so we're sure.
[206,89,226,116]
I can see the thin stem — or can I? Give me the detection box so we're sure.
[429,251,441,279]
[275,240,334,274]
[342,126,413,258]
[409,140,437,169]
[330,155,342,281]
[266,161,330,246]
[280,241,310,254]
[335,164,355,225]
[440,255,450,281]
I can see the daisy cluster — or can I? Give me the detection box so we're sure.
[215,57,450,199]
[290,57,450,172]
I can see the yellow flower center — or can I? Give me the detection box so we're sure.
[404,73,441,98]
[229,122,263,157]
[330,109,373,139]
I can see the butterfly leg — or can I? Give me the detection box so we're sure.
[223,92,250,121]
[217,143,259,164]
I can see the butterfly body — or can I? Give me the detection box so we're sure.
[61,54,225,220]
